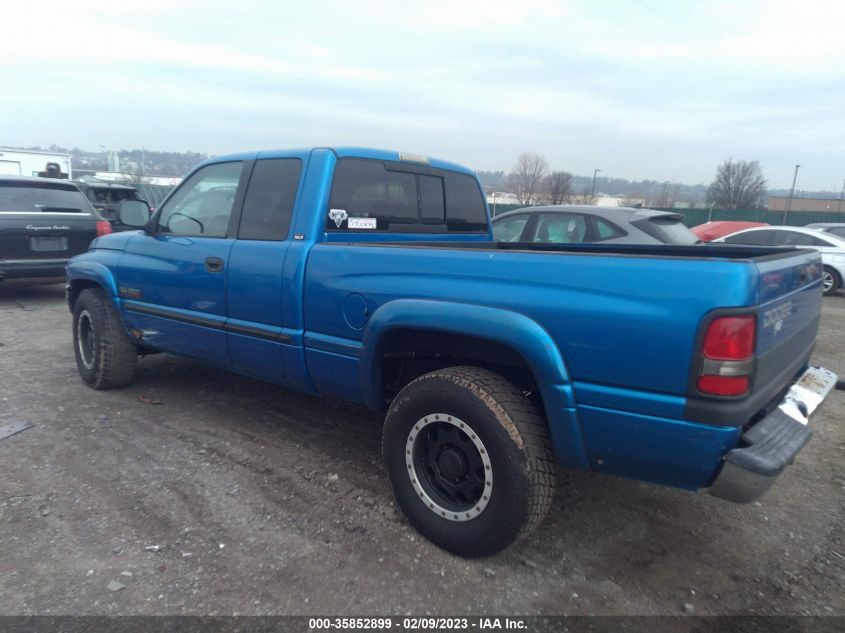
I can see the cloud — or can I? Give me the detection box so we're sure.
[2,0,844,188]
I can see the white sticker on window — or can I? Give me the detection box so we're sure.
[348,217,377,229]
[328,208,348,228]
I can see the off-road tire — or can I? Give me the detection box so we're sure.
[383,366,557,557]
[72,288,137,389]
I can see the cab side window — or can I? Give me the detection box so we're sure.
[157,162,243,237]
[238,159,302,240]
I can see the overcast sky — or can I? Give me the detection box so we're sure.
[3,0,844,190]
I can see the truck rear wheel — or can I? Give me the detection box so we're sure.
[382,366,556,557]
[72,288,137,389]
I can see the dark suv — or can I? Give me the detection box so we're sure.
[74,181,140,227]
[0,176,111,283]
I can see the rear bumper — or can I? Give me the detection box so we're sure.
[0,258,68,281]
[709,366,837,503]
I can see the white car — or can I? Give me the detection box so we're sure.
[714,225,845,295]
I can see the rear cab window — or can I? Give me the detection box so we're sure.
[326,158,487,233]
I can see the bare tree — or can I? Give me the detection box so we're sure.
[512,152,549,205]
[707,159,767,209]
[544,170,573,205]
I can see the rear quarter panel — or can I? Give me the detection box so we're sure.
[304,244,758,397]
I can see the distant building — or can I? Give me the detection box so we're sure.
[0,148,72,179]
[768,196,844,212]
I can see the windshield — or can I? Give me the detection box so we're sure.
[636,216,699,245]
[0,181,91,213]
[85,187,138,204]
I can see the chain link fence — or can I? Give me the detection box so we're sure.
[134,183,175,207]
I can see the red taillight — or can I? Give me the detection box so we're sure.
[701,316,755,360]
[96,220,112,237]
[696,375,750,396]
[697,315,755,397]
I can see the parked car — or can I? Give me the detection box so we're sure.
[0,175,110,283]
[492,205,700,245]
[714,225,845,295]
[805,223,845,240]
[691,221,769,242]
[74,181,141,228]
[66,148,835,556]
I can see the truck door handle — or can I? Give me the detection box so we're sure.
[205,257,224,273]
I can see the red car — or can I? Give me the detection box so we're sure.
[691,221,768,242]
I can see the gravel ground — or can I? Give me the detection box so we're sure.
[0,283,843,616]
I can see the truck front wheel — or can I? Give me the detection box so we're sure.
[382,366,557,557]
[72,288,137,389]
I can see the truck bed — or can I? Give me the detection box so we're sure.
[330,238,811,262]
[307,239,822,426]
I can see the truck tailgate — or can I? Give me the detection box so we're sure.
[686,248,823,427]
[753,250,823,398]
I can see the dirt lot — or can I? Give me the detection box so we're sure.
[0,283,843,616]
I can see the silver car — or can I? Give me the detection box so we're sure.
[714,225,845,295]
[492,206,700,245]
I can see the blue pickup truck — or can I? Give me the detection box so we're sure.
[66,147,836,557]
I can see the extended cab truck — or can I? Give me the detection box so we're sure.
[65,148,837,557]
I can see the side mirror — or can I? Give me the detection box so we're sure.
[118,199,152,229]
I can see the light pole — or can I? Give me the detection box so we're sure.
[838,178,844,214]
[590,169,601,202]
[783,164,800,224]
[661,180,670,207]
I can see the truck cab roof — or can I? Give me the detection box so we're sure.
[205,147,477,177]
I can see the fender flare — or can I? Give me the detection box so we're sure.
[66,260,120,308]
[360,298,573,409]
[360,299,588,468]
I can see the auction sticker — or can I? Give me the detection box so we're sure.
[348,217,377,229]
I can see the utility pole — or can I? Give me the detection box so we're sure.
[591,169,601,203]
[661,180,670,208]
[783,164,800,224]
[838,178,844,213]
